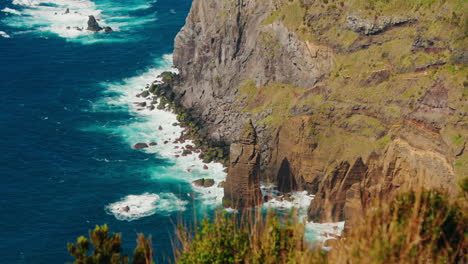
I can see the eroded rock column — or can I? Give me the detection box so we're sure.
[223,120,262,209]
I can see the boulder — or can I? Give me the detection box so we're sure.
[133,143,149,150]
[149,142,157,146]
[192,178,215,188]
[104,26,113,33]
[87,15,102,32]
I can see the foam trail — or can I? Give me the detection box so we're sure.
[2,0,156,43]
[105,192,188,221]
[2,7,21,15]
[0,31,11,38]
[88,54,226,220]
[305,221,345,248]
[261,184,344,245]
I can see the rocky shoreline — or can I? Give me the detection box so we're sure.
[133,71,230,168]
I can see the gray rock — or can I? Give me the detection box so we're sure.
[87,15,102,32]
[104,26,113,33]
[345,15,415,35]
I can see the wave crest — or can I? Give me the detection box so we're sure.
[105,192,188,221]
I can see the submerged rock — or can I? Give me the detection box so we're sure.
[87,15,102,32]
[192,178,215,188]
[133,143,149,150]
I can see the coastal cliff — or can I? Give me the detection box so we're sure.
[172,0,467,222]
[223,120,262,209]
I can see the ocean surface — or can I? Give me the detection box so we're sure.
[0,1,343,263]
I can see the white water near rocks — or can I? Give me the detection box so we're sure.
[86,54,226,221]
[105,192,188,221]
[92,54,345,241]
[261,184,344,244]
[2,0,156,43]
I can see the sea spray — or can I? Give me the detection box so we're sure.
[91,55,227,220]
[2,0,156,43]
[105,192,188,221]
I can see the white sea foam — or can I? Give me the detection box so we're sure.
[0,31,11,38]
[2,7,21,15]
[105,192,188,221]
[305,221,345,249]
[89,54,227,218]
[94,54,345,242]
[262,186,314,212]
[260,184,344,245]
[3,0,155,43]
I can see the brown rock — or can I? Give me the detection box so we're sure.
[192,178,215,187]
[133,143,149,150]
[223,120,262,209]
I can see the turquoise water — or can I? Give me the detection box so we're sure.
[0,1,229,263]
[0,1,345,263]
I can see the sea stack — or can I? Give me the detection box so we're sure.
[87,15,102,32]
[223,120,262,209]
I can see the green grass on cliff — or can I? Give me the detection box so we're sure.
[245,0,467,176]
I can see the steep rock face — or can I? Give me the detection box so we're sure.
[172,0,466,223]
[308,81,460,223]
[223,121,262,209]
[173,0,334,143]
[268,116,319,193]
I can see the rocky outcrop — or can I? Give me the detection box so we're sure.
[87,16,102,32]
[172,0,334,144]
[192,178,215,188]
[308,82,459,223]
[133,143,149,150]
[345,15,416,35]
[223,120,262,209]
[171,0,466,224]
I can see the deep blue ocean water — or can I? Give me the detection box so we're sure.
[0,1,209,263]
[0,1,344,263]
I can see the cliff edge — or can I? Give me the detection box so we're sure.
[173,0,467,222]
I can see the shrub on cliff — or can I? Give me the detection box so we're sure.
[67,225,154,264]
[174,211,327,264]
[329,189,467,264]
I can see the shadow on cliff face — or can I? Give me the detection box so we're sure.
[277,158,299,193]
